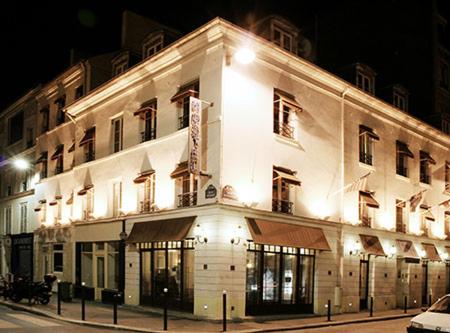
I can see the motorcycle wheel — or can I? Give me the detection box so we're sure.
[10,292,22,303]
[39,296,50,305]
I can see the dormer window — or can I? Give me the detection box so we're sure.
[143,33,164,59]
[171,80,199,130]
[355,64,376,95]
[112,52,129,77]
[113,62,127,76]
[273,25,293,52]
[392,85,409,112]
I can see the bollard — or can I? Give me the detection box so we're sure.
[113,293,118,325]
[429,294,432,306]
[404,295,407,313]
[163,288,168,331]
[81,282,86,321]
[370,297,373,317]
[57,280,61,315]
[223,290,227,332]
[327,300,331,322]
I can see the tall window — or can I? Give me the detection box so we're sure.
[393,90,408,111]
[80,127,95,163]
[79,187,94,220]
[359,191,379,227]
[359,125,379,165]
[112,117,123,153]
[356,71,374,94]
[144,101,157,142]
[445,162,450,193]
[272,25,294,52]
[8,112,24,145]
[396,141,413,177]
[445,212,450,240]
[26,128,34,148]
[20,202,27,233]
[143,34,163,58]
[40,107,50,133]
[53,244,64,272]
[142,175,155,212]
[272,166,301,214]
[5,205,12,234]
[420,205,434,237]
[39,200,47,224]
[112,181,122,217]
[37,152,48,179]
[171,81,199,130]
[51,144,64,175]
[273,89,301,139]
[55,96,66,126]
[395,200,406,233]
[419,151,435,184]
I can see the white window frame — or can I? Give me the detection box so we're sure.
[356,71,374,94]
[143,35,163,58]
[111,117,123,153]
[272,25,294,52]
[20,202,27,233]
[113,61,128,76]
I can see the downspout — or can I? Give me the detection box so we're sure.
[336,87,349,312]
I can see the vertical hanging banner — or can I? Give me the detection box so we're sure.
[188,97,202,174]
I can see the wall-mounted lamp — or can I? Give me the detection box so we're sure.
[349,240,361,256]
[194,224,208,244]
[13,158,29,170]
[230,225,244,245]
[419,249,426,258]
[387,244,397,259]
[235,47,255,65]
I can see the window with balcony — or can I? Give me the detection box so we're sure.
[55,96,66,126]
[143,34,163,59]
[420,205,435,237]
[396,141,413,177]
[445,211,450,240]
[111,117,123,153]
[445,162,450,194]
[171,80,199,130]
[419,151,435,185]
[272,166,301,214]
[273,89,301,139]
[78,185,94,220]
[359,191,379,227]
[395,200,406,233]
[79,127,95,163]
[134,171,155,213]
[51,144,64,175]
[359,125,379,165]
[134,99,157,142]
[170,161,197,207]
[36,152,48,180]
[40,107,50,133]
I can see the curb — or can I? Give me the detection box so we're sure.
[0,300,418,333]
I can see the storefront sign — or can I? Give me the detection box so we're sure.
[205,184,217,198]
[188,97,202,174]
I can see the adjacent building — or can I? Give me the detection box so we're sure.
[1,12,450,320]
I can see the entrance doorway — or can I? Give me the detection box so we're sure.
[421,262,428,305]
[245,243,315,315]
[359,259,369,310]
[10,233,34,279]
[140,240,194,311]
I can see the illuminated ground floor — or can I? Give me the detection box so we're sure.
[14,205,450,319]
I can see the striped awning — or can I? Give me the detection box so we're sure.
[359,191,380,208]
[420,151,436,165]
[273,166,301,186]
[396,239,419,259]
[359,234,385,256]
[396,141,414,158]
[77,184,93,196]
[421,243,441,261]
[133,170,155,184]
[246,218,331,251]
[170,161,189,179]
[359,125,380,141]
[79,127,95,146]
[127,217,196,243]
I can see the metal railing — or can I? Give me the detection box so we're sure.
[396,166,408,177]
[272,199,293,214]
[178,115,189,130]
[361,216,372,227]
[274,121,294,139]
[396,223,406,233]
[178,192,197,207]
[141,128,156,142]
[85,151,95,163]
[140,200,155,213]
[420,174,430,184]
[55,166,63,175]
[359,152,373,165]
[40,171,47,180]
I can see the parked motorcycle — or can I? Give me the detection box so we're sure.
[9,274,57,305]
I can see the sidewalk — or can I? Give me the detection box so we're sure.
[0,297,420,333]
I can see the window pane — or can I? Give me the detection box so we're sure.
[282,254,297,304]
[107,253,119,289]
[142,251,152,297]
[81,253,93,287]
[97,256,105,288]
[263,252,280,302]
[246,251,261,307]
[299,256,314,304]
[54,253,63,272]
[167,249,181,300]
[183,250,194,303]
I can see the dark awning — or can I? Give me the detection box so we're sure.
[422,243,441,261]
[359,191,380,208]
[274,88,302,112]
[246,218,331,251]
[127,216,196,243]
[396,239,419,259]
[133,99,157,119]
[34,207,41,212]
[170,81,199,103]
[396,141,414,158]
[273,166,301,186]
[49,201,57,206]
[445,247,450,261]
[133,170,155,184]
[170,161,189,179]
[420,151,436,165]
[77,184,93,196]
[420,205,435,221]
[79,127,95,146]
[359,125,380,141]
[359,234,385,256]
[66,194,73,205]
[36,152,48,164]
[50,144,64,160]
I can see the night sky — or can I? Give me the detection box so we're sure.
[1,1,447,110]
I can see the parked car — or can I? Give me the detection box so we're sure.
[407,294,450,332]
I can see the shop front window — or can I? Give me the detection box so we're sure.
[246,243,315,315]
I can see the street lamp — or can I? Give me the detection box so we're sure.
[13,158,29,170]
[235,47,255,64]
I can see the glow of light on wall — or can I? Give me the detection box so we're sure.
[31,173,40,187]
[309,199,332,219]
[430,222,447,240]
[418,249,426,258]
[441,252,449,261]
[345,238,361,255]
[408,213,422,235]
[236,182,260,208]
[93,197,107,219]
[378,211,393,230]
[13,159,29,170]
[155,180,174,210]
[343,205,359,225]
[121,187,137,214]
[235,47,255,65]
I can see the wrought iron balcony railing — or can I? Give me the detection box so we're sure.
[359,152,373,165]
[178,115,189,130]
[272,199,293,214]
[85,151,95,163]
[420,174,430,184]
[178,192,197,208]
[396,166,408,177]
[274,121,294,139]
[140,199,155,213]
[141,128,156,142]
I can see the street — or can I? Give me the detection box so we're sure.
[284,317,411,333]
[0,305,127,332]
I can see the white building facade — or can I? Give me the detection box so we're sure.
[2,16,450,320]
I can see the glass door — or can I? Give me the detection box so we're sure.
[422,262,428,305]
[262,252,280,303]
[359,259,369,310]
[281,254,297,304]
[141,251,152,305]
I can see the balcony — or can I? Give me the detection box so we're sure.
[55,166,63,175]
[359,152,373,165]
[420,174,430,184]
[39,171,47,180]
[360,216,372,227]
[85,151,95,163]
[272,199,293,214]
[140,128,156,143]
[396,223,406,233]
[274,121,294,139]
[396,166,408,177]
[178,192,197,208]
[178,115,189,130]
[140,199,155,213]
